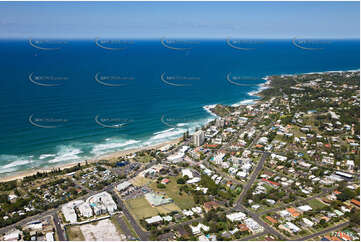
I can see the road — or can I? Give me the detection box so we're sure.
[292,222,350,241]
[108,189,150,241]
[0,161,155,240]
[0,209,57,235]
[257,187,335,216]
[228,151,286,240]
[52,211,66,241]
[235,151,270,207]
[240,231,267,241]
[113,214,137,240]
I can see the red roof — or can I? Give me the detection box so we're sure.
[261,178,280,186]
[337,232,351,241]
[351,199,360,206]
[334,190,341,195]
[265,216,278,224]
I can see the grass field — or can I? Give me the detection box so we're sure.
[131,175,152,186]
[66,226,85,241]
[308,199,326,210]
[125,196,180,220]
[149,176,195,209]
[136,153,154,163]
[126,197,158,220]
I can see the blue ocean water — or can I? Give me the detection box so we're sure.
[0,39,359,175]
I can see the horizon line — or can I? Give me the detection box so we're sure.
[0,37,360,41]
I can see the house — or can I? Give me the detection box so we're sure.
[287,208,301,218]
[351,199,360,207]
[285,222,301,233]
[187,177,201,184]
[297,205,312,212]
[261,178,280,187]
[279,210,291,218]
[182,169,194,178]
[145,215,163,224]
[191,207,203,214]
[238,224,249,232]
[161,178,170,184]
[45,232,54,242]
[116,181,132,192]
[183,210,194,217]
[265,216,278,224]
[302,218,314,227]
[226,211,246,222]
[203,201,220,212]
[244,218,263,233]
[190,223,209,235]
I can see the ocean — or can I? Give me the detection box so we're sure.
[0,39,359,175]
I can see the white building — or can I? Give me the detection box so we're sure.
[226,212,246,222]
[190,223,209,235]
[285,222,300,233]
[302,218,314,227]
[297,205,312,212]
[187,177,201,184]
[191,207,203,214]
[182,168,194,178]
[45,232,54,242]
[62,200,83,223]
[193,130,205,147]
[116,181,132,192]
[3,230,21,241]
[244,218,263,233]
[87,191,117,215]
[78,202,93,218]
[215,118,225,128]
[145,215,163,224]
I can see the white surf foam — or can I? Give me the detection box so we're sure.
[2,159,33,169]
[91,139,140,155]
[39,154,56,160]
[150,128,186,141]
[48,146,83,163]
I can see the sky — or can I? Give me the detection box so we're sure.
[0,1,359,39]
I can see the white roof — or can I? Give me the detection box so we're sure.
[285,222,300,232]
[145,215,163,224]
[46,232,54,242]
[187,177,201,184]
[190,223,209,235]
[280,210,290,217]
[226,212,246,222]
[4,230,21,241]
[116,181,132,191]
[302,218,314,226]
[182,168,194,178]
[297,205,312,212]
[163,215,173,222]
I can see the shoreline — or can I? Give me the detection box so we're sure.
[0,75,271,182]
[0,137,182,182]
[0,68,357,182]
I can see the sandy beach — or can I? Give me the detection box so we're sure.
[0,137,182,182]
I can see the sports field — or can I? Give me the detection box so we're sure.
[125,196,180,220]
[149,176,195,209]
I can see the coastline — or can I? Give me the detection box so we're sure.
[0,137,182,182]
[0,68,356,183]
[0,76,271,182]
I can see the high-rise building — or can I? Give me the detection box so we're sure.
[193,130,205,146]
[215,118,225,128]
